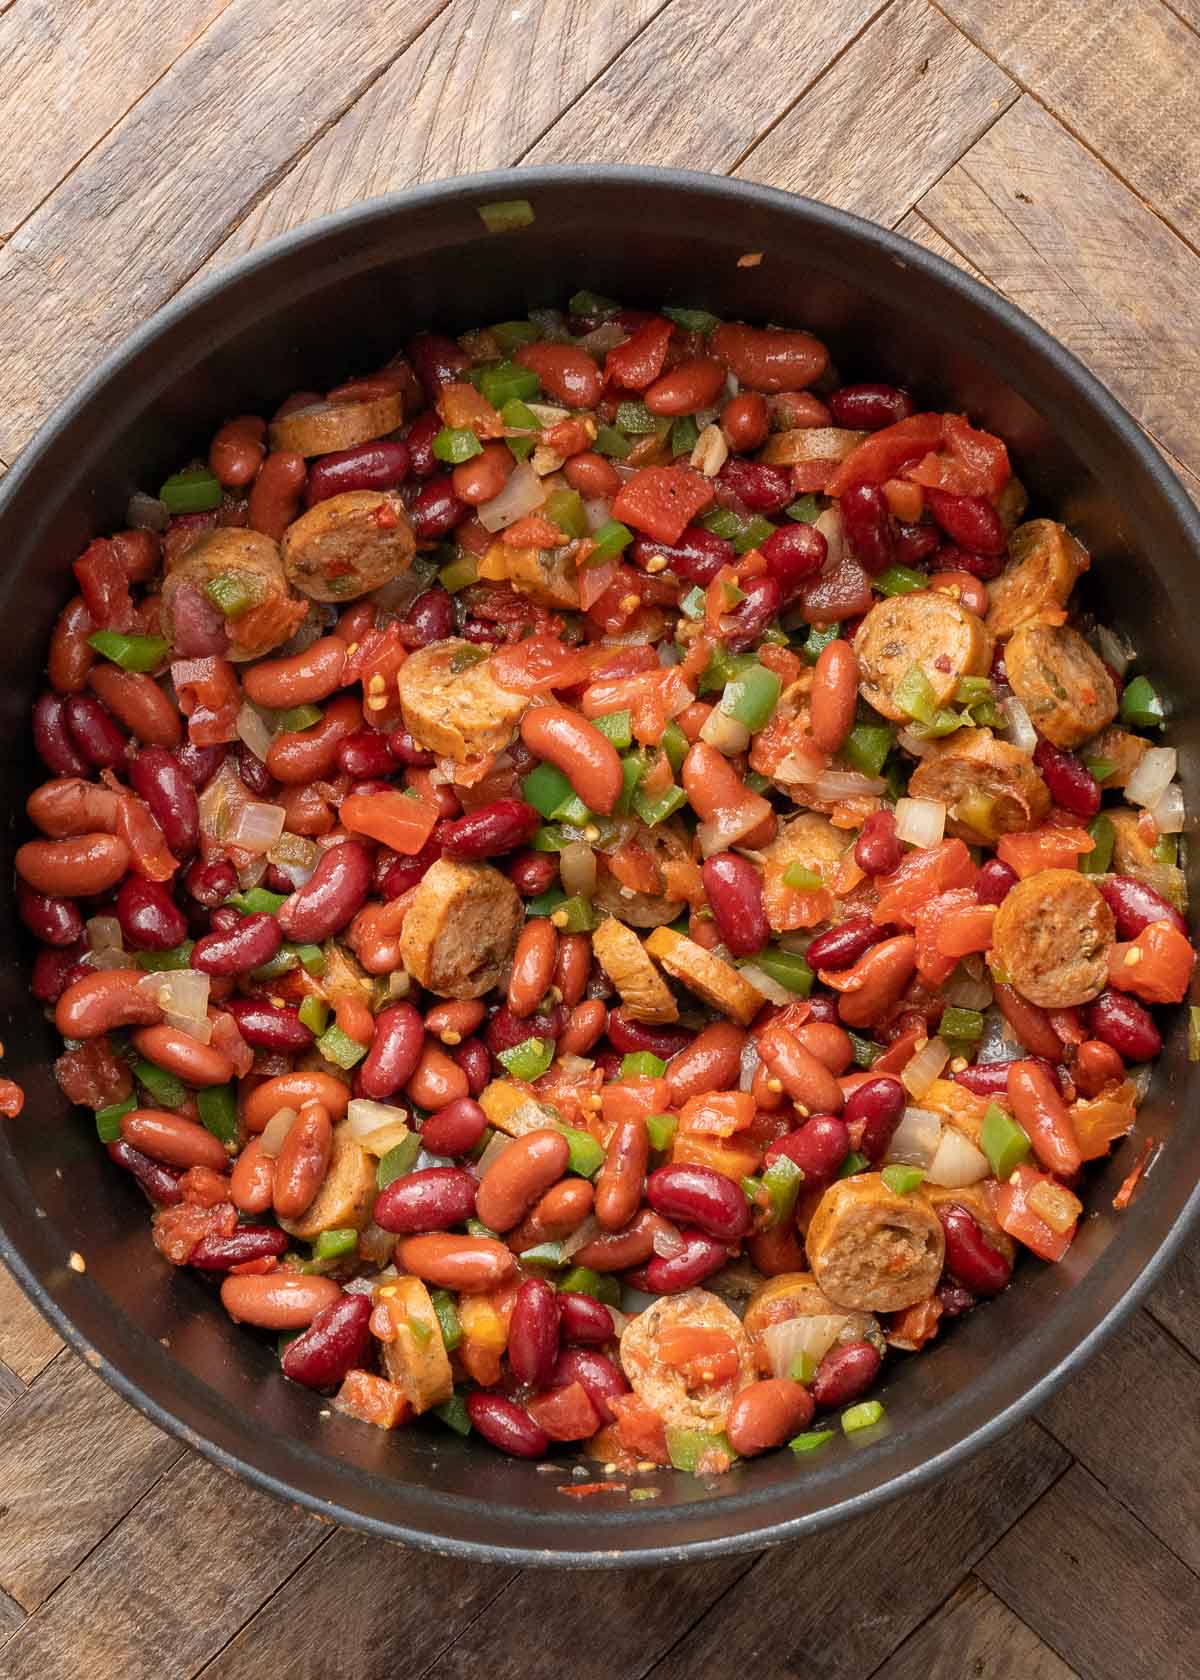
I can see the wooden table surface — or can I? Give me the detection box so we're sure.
[2,1,1199,1674]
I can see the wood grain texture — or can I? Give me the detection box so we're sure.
[0,1263,63,1384]
[0,0,233,234]
[894,205,987,281]
[873,1578,1080,1680]
[919,96,1200,475]
[737,0,1016,225]
[647,1419,1068,1680]
[201,0,666,277]
[1148,1239,1200,1358]
[977,1465,1200,1680]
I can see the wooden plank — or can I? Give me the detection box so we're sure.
[202,0,666,277]
[646,1418,1068,1680]
[918,96,1200,477]
[938,0,1200,248]
[526,0,887,173]
[0,1262,63,1384]
[0,1350,181,1610]
[1148,1237,1200,1358]
[977,1465,1200,1680]
[0,1583,25,1642]
[893,206,987,282]
[736,0,1016,226]
[0,1453,324,1678]
[1035,1311,1200,1574]
[0,0,451,460]
[0,1358,24,1413]
[873,1577,1079,1680]
[200,1529,514,1680]
[0,0,234,235]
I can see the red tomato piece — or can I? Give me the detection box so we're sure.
[600,1077,671,1127]
[611,466,715,546]
[993,1164,1077,1262]
[871,839,977,927]
[1108,919,1196,1004]
[341,790,440,854]
[526,1381,603,1442]
[678,1091,755,1137]
[657,1325,740,1386]
[488,633,601,695]
[171,655,242,747]
[996,826,1093,878]
[74,538,135,632]
[825,413,945,497]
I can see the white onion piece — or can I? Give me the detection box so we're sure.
[651,1221,686,1259]
[1094,622,1137,676]
[1000,694,1037,754]
[901,1035,950,1100]
[86,915,123,952]
[583,495,613,534]
[737,961,796,1006]
[83,947,138,971]
[477,462,546,532]
[976,1005,1021,1064]
[574,322,627,353]
[138,969,211,1043]
[761,1314,849,1380]
[1149,782,1185,834]
[560,1214,602,1259]
[925,1127,990,1188]
[197,758,249,841]
[942,964,994,1011]
[556,1052,596,1079]
[236,855,268,890]
[700,707,751,756]
[738,1038,760,1092]
[813,769,887,803]
[1126,747,1177,810]
[697,805,768,858]
[235,701,276,764]
[127,491,169,532]
[505,1099,560,1136]
[772,742,826,784]
[475,1130,516,1178]
[226,800,286,855]
[560,841,597,899]
[897,728,938,759]
[258,1107,298,1159]
[885,1107,942,1169]
[814,507,845,573]
[345,1098,409,1142]
[1129,1062,1154,1102]
[387,970,412,999]
[344,1260,397,1294]
[895,796,946,849]
[526,402,570,427]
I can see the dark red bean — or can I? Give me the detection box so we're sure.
[305,440,409,506]
[1033,740,1100,819]
[224,996,314,1051]
[758,522,827,597]
[854,808,903,876]
[115,877,189,951]
[841,1077,905,1164]
[17,881,85,946]
[840,483,894,574]
[606,1011,694,1059]
[558,1292,619,1345]
[192,912,281,976]
[277,840,371,941]
[806,915,887,972]
[385,725,435,768]
[811,1340,881,1409]
[828,383,915,431]
[398,587,455,650]
[485,1004,566,1058]
[375,836,443,899]
[507,849,559,896]
[954,1057,1063,1096]
[975,858,1018,905]
[805,993,840,1024]
[33,692,90,776]
[64,693,128,769]
[336,729,397,780]
[764,1115,850,1186]
[926,489,1006,555]
[185,856,238,909]
[32,941,87,1004]
[440,799,540,862]
[357,1002,425,1100]
[937,1281,977,1318]
[373,1167,478,1234]
[419,1097,488,1157]
[643,1227,728,1293]
[466,1391,549,1459]
[507,1276,561,1388]
[106,1137,183,1205]
[450,1037,490,1096]
[937,1204,1011,1296]
[1084,990,1162,1062]
[129,748,201,858]
[646,1163,751,1241]
[402,410,442,479]
[630,525,734,586]
[410,474,468,540]
[892,521,941,568]
[702,854,769,956]
[409,331,471,398]
[1097,875,1187,940]
[724,575,783,653]
[209,906,242,934]
[281,1291,373,1390]
[189,1225,288,1270]
[175,740,226,789]
[936,542,1005,582]
[550,1347,629,1426]
[717,456,792,513]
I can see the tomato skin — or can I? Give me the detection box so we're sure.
[526,1381,602,1442]
[611,466,716,546]
[171,655,241,747]
[657,1324,740,1385]
[871,839,977,927]
[913,888,996,983]
[997,826,1094,877]
[604,317,674,391]
[341,790,441,855]
[678,1091,755,1137]
[75,538,135,631]
[600,1077,671,1127]
[826,413,945,496]
[1108,918,1196,1004]
[906,414,1011,498]
[994,1163,1077,1262]
[488,633,601,695]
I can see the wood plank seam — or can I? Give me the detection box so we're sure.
[1159,0,1200,42]
[407,1567,565,1680]
[859,1571,1070,1680]
[191,1526,339,1676]
[572,1552,763,1680]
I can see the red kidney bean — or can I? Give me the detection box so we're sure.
[224,996,314,1051]
[937,1281,977,1318]
[192,912,280,975]
[1084,990,1162,1062]
[1097,875,1187,939]
[17,881,85,946]
[374,837,442,899]
[409,331,471,397]
[129,748,200,857]
[305,439,409,506]
[631,525,734,585]
[514,341,603,408]
[840,482,894,573]
[232,739,274,799]
[33,692,90,776]
[702,853,769,956]
[450,1038,490,1096]
[939,542,1005,582]
[485,1004,566,1059]
[976,858,1018,905]
[175,740,226,790]
[386,725,435,768]
[419,1096,488,1157]
[466,1391,549,1459]
[356,1003,426,1100]
[926,488,1006,555]
[724,575,783,653]
[721,391,771,452]
[665,1022,746,1106]
[811,1340,882,1409]
[764,1114,850,1186]
[892,521,941,568]
[189,1225,288,1270]
[106,1137,184,1205]
[806,916,888,972]
[841,1077,905,1163]
[411,474,468,539]
[646,1163,751,1241]
[277,840,371,941]
[507,849,559,896]
[717,456,793,513]
[606,1011,694,1059]
[551,1348,629,1426]
[185,856,238,908]
[953,1057,1063,1097]
[336,729,396,780]
[938,1204,1011,1296]
[558,1292,618,1345]
[854,808,903,876]
[995,984,1067,1062]
[373,1167,478,1234]
[1075,1038,1126,1097]
[32,941,87,1004]
[440,799,541,861]
[759,522,827,596]
[398,587,454,650]
[402,409,442,478]
[805,994,840,1024]
[642,1227,728,1292]
[64,693,127,769]
[828,383,915,431]
[1033,739,1100,819]
[728,1379,815,1457]
[115,877,188,951]
[508,1276,561,1389]
[281,1291,373,1390]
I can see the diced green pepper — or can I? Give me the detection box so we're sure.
[981,1102,1032,1179]
[680,585,707,620]
[893,664,937,726]
[298,995,330,1036]
[498,1036,555,1080]
[881,1164,925,1195]
[466,1217,501,1240]
[532,824,568,852]
[377,1135,420,1189]
[616,750,648,815]
[800,622,840,663]
[761,1155,804,1229]
[939,1006,984,1041]
[1079,813,1115,876]
[836,1150,869,1179]
[645,1112,678,1153]
[905,707,965,740]
[490,319,540,351]
[666,1427,736,1473]
[438,553,479,593]
[588,519,634,563]
[433,426,483,465]
[249,948,299,982]
[955,676,993,707]
[789,1351,818,1384]
[1120,674,1166,729]
[782,861,823,891]
[595,423,633,459]
[620,1052,667,1079]
[134,1058,187,1109]
[557,1266,620,1305]
[317,1023,369,1070]
[95,1093,135,1142]
[522,762,577,820]
[295,943,325,976]
[314,1228,358,1261]
[430,1290,463,1352]
[159,466,221,514]
[1154,833,1178,869]
[873,564,928,597]
[87,630,170,672]
[660,719,688,775]
[786,495,821,524]
[477,198,535,232]
[721,663,781,733]
[734,515,774,556]
[478,359,540,407]
[449,644,487,673]
[557,1126,606,1179]
[843,722,893,778]
[789,1429,836,1454]
[616,400,660,435]
[524,885,568,919]
[433,1393,472,1436]
[702,507,742,541]
[593,710,633,750]
[519,1240,567,1267]
[756,946,814,996]
[550,894,598,933]
[633,784,687,829]
[197,1083,238,1145]
[204,570,259,619]
[227,886,287,916]
[698,644,755,695]
[842,1400,885,1434]
[1083,756,1116,784]
[670,415,700,457]
[569,289,620,319]
[848,1032,883,1069]
[277,703,323,733]
[661,306,722,335]
[135,940,195,971]
[543,487,588,540]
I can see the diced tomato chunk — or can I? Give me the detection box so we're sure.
[611,466,715,545]
[905,413,1010,498]
[996,827,1093,878]
[678,1090,755,1137]
[1108,919,1195,1004]
[526,1381,603,1442]
[341,790,440,855]
[601,1077,671,1127]
[825,413,945,497]
[74,538,135,631]
[872,839,976,926]
[657,1325,740,1386]
[993,1164,1077,1262]
[334,1369,413,1430]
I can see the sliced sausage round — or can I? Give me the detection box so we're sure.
[742,1270,881,1375]
[281,489,415,602]
[268,394,405,457]
[619,1288,754,1434]
[162,527,307,660]
[907,727,1050,842]
[276,1128,376,1242]
[805,1173,945,1313]
[990,867,1114,1008]
[591,917,679,1024]
[398,857,523,999]
[986,519,1090,639]
[1004,622,1118,750]
[854,592,992,723]
[397,639,528,764]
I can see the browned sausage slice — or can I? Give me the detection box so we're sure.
[397,639,528,763]
[281,490,415,602]
[591,918,679,1024]
[398,857,523,999]
[643,926,765,1026]
[476,541,581,609]
[990,867,1114,1008]
[987,519,1089,638]
[1102,809,1186,911]
[760,813,853,932]
[619,1288,754,1433]
[758,426,867,467]
[1083,725,1150,790]
[854,593,992,723]
[1004,622,1118,749]
[805,1174,945,1313]
[277,1128,376,1241]
[742,1271,881,1375]
[268,394,405,456]
[162,527,308,660]
[376,1276,454,1412]
[907,727,1050,842]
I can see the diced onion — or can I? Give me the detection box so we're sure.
[697,805,769,857]
[897,728,938,759]
[138,968,212,1043]
[885,1106,942,1169]
[1126,746,1177,810]
[738,1038,760,1092]
[235,701,276,764]
[237,855,268,890]
[925,1127,990,1187]
[344,1101,411,1156]
[761,1314,850,1379]
[690,424,728,478]
[575,322,627,353]
[976,1005,1021,1064]
[387,970,412,999]
[226,800,286,855]
[895,796,946,849]
[475,1130,516,1178]
[814,507,844,572]
[943,963,994,1011]
[505,1099,560,1136]
[83,947,138,971]
[813,769,887,803]
[560,1214,602,1259]
[345,1259,397,1293]
[901,1035,950,1101]
[1149,782,1185,834]
[127,491,169,532]
[258,1107,298,1158]
[652,1221,685,1259]
[560,841,597,899]
[477,461,547,532]
[1129,1063,1154,1102]
[197,758,249,841]
[526,402,570,427]
[556,1053,596,1079]
[583,495,613,534]
[699,706,751,756]
[86,915,123,953]
[1094,622,1137,677]
[738,961,796,1006]
[771,743,826,784]
[1000,694,1037,754]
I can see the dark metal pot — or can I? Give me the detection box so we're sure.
[0,167,1196,1567]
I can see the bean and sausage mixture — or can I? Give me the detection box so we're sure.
[22,291,1194,1478]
